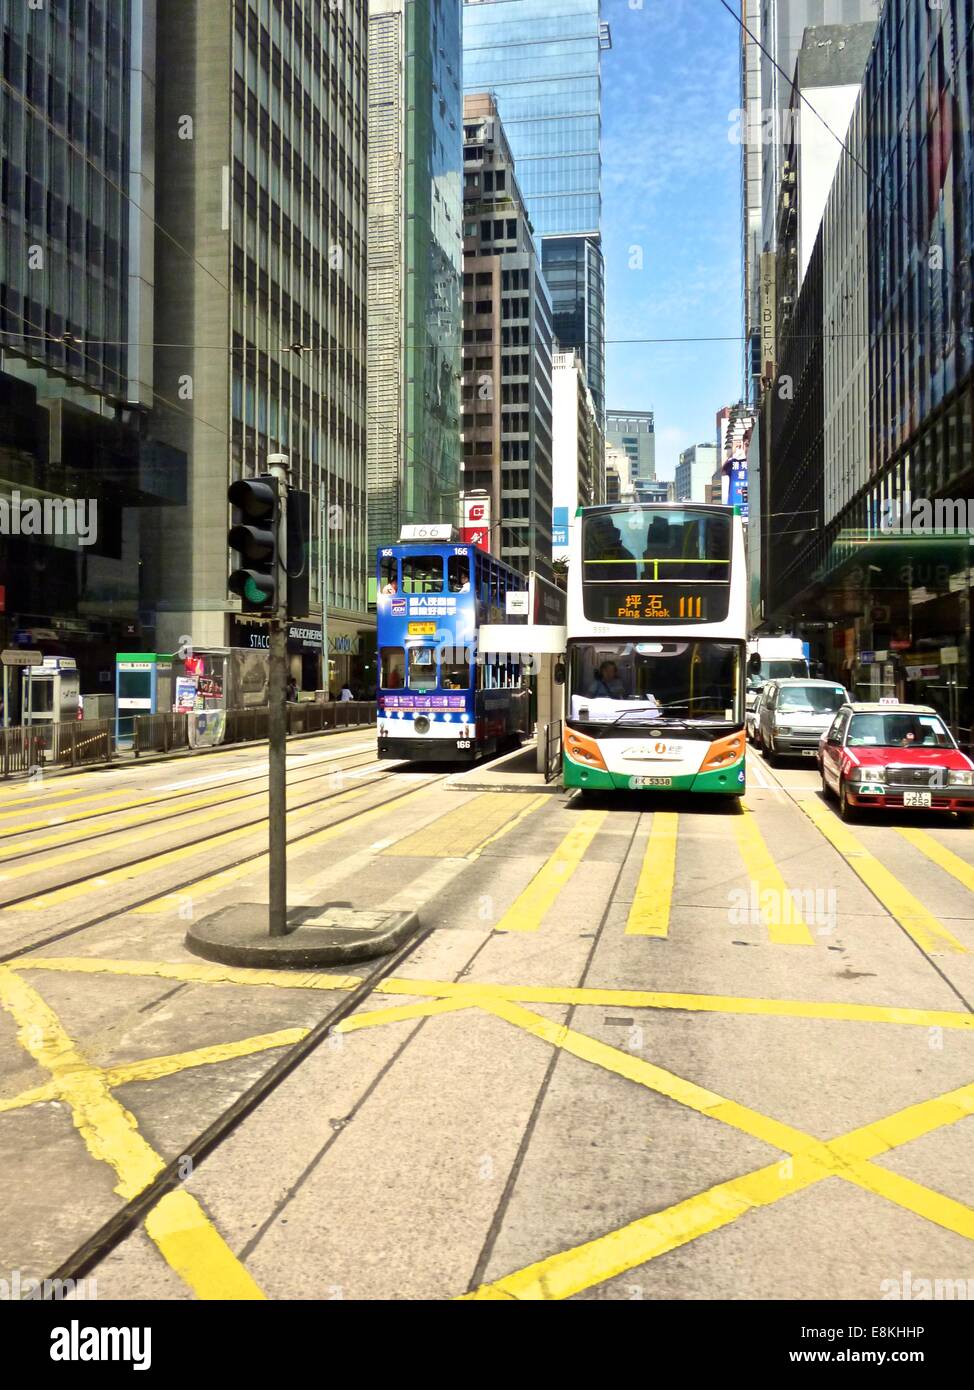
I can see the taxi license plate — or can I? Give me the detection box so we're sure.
[630,776,672,789]
[903,791,932,807]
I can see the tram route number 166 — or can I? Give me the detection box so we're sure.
[457,739,472,749]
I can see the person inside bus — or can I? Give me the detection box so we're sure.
[588,660,631,700]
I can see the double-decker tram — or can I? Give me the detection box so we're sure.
[375,526,530,762]
[563,503,747,795]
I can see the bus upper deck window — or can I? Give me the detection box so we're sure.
[448,554,470,592]
[401,556,444,593]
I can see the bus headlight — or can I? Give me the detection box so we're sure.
[700,733,744,772]
[948,770,974,786]
[565,728,608,771]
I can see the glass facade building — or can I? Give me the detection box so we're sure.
[463,0,608,420]
[367,0,463,557]
[0,0,181,699]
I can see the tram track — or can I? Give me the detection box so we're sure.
[0,749,385,864]
[0,766,452,965]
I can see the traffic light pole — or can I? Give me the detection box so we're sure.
[267,456,290,937]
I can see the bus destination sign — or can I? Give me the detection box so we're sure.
[584,583,729,626]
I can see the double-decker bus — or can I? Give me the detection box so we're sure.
[563,503,747,795]
[375,527,530,762]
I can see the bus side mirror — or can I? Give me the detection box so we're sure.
[554,662,566,686]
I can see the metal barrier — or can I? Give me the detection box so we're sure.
[286,700,377,736]
[1,718,114,778]
[133,712,191,757]
[543,720,563,783]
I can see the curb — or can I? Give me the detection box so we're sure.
[185,903,422,968]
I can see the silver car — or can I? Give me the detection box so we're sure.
[758,678,850,763]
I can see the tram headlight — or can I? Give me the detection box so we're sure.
[414,716,430,735]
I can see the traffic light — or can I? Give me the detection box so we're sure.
[228,475,280,615]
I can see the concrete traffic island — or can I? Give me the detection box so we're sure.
[186,903,421,968]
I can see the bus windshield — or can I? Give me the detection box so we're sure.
[581,508,731,625]
[569,641,743,727]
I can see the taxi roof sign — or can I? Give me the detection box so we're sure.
[879,696,900,704]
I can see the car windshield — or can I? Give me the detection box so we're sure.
[846,713,954,749]
[778,686,846,713]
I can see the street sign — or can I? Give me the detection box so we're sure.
[1,649,42,667]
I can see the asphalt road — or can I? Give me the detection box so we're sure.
[1,731,973,1300]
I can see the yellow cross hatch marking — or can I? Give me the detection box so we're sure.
[731,806,815,945]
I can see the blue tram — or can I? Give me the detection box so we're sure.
[376,529,530,762]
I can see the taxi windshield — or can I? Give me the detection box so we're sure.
[846,713,954,749]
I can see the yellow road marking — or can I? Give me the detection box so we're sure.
[383,793,539,858]
[626,812,677,936]
[0,964,263,1299]
[467,794,549,861]
[17,955,974,1030]
[464,1001,974,1298]
[800,797,967,955]
[134,781,436,914]
[731,806,814,945]
[493,810,607,932]
[895,827,974,896]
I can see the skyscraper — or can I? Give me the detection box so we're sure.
[148,0,370,687]
[368,0,464,557]
[605,411,656,488]
[461,94,554,577]
[462,0,610,421]
[0,0,184,699]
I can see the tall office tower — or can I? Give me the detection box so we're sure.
[463,0,610,423]
[368,0,463,559]
[605,411,656,490]
[147,0,370,684]
[758,0,881,258]
[740,0,763,403]
[461,95,554,578]
[0,0,181,699]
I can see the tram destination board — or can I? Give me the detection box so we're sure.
[583,583,730,625]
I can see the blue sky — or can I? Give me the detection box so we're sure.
[602,0,744,479]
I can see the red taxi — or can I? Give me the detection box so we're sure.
[818,702,974,822]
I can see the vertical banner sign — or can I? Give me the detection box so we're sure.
[760,251,777,383]
[460,495,491,550]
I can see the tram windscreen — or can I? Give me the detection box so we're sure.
[581,508,731,624]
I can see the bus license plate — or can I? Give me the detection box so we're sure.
[630,776,672,789]
[903,791,932,807]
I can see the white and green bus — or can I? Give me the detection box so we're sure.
[563,503,748,796]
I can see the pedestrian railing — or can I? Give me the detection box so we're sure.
[543,720,563,784]
[132,712,191,757]
[1,703,377,778]
[1,718,115,778]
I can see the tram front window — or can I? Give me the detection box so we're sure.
[569,641,742,727]
[401,556,444,594]
[408,647,437,693]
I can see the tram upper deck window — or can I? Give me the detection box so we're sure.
[401,556,444,594]
[379,555,398,594]
[408,647,437,693]
[448,554,471,592]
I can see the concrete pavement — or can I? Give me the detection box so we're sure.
[1,736,973,1299]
